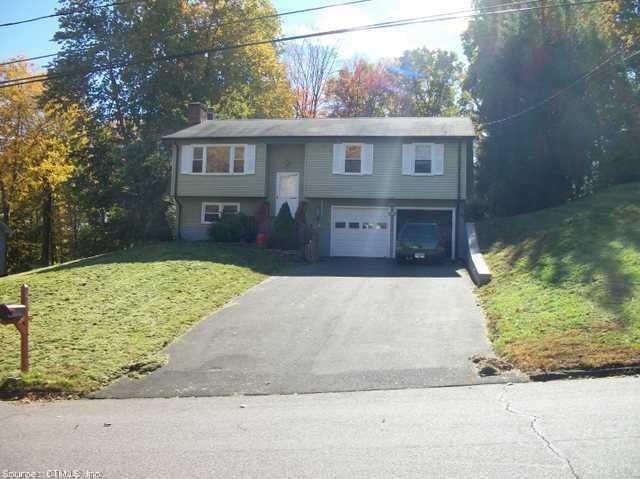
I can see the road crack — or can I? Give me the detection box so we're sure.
[498,385,580,479]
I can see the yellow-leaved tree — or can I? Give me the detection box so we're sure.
[0,60,88,271]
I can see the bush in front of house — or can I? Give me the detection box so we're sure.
[267,203,299,250]
[209,213,257,243]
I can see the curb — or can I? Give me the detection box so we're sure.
[529,365,640,382]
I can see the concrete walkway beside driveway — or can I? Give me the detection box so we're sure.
[97,259,518,398]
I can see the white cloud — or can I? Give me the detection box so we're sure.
[287,0,471,61]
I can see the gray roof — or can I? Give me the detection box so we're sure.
[163,117,475,140]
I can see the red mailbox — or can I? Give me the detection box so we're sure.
[0,284,30,372]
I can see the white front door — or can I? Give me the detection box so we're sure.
[275,172,300,217]
[331,207,391,258]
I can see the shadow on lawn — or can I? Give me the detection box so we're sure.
[479,191,640,326]
[31,241,462,280]
[30,241,286,277]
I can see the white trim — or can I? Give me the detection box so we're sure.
[393,206,457,260]
[200,202,240,225]
[182,144,253,175]
[330,205,391,258]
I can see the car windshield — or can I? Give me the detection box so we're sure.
[400,223,440,241]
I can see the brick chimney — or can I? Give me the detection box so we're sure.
[188,102,208,125]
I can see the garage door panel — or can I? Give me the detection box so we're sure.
[332,207,390,258]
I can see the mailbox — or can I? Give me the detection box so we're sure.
[0,304,26,324]
[1,284,30,372]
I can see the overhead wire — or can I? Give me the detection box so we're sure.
[481,48,640,127]
[0,0,615,89]
[0,0,373,67]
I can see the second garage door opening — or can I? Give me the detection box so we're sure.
[395,208,454,259]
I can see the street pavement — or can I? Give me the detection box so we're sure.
[2,376,639,478]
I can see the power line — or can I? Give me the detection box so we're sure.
[0,1,141,28]
[481,48,640,127]
[0,0,373,67]
[0,0,614,89]
[0,0,611,86]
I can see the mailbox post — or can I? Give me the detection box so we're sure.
[0,284,30,373]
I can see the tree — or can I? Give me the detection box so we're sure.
[463,0,639,215]
[45,0,294,135]
[392,48,464,116]
[324,58,398,117]
[285,41,338,118]
[0,61,88,269]
[38,0,295,267]
[267,203,298,250]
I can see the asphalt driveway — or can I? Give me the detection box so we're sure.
[98,259,517,398]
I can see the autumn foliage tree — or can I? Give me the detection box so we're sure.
[3,0,296,274]
[324,58,398,117]
[323,51,465,118]
[0,61,87,270]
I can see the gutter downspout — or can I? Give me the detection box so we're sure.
[174,143,183,240]
[456,141,462,260]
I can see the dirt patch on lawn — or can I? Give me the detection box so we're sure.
[470,355,514,376]
[499,330,640,372]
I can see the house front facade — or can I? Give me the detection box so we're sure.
[163,104,474,259]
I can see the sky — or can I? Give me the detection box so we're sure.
[0,0,472,69]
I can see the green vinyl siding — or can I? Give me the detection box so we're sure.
[303,141,466,200]
[176,142,267,197]
[171,138,469,202]
[179,197,261,241]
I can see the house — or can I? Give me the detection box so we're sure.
[0,221,10,276]
[163,103,474,259]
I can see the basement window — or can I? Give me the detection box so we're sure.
[201,202,240,224]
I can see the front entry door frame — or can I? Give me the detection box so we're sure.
[275,172,300,216]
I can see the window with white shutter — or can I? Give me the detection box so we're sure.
[333,143,373,175]
[402,143,444,176]
[181,144,254,175]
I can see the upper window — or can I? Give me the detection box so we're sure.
[344,144,362,174]
[414,144,432,174]
[402,143,444,176]
[187,145,250,175]
[201,202,240,224]
[233,146,245,173]
[207,146,231,173]
[333,143,372,175]
[192,147,204,173]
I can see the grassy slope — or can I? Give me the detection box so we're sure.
[0,242,285,396]
[477,183,640,372]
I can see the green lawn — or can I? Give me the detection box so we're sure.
[0,242,286,397]
[477,183,640,372]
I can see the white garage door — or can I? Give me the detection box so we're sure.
[331,207,391,257]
